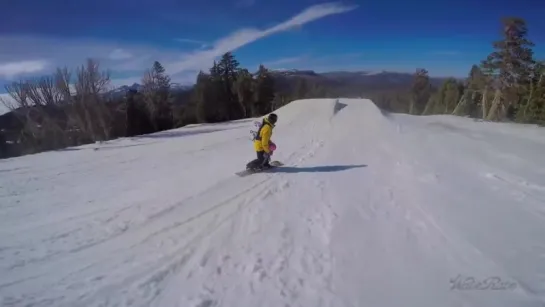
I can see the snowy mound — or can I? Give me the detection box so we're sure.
[1,99,545,307]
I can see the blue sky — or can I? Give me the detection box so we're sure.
[1,0,544,91]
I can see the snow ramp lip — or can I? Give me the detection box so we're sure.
[330,98,393,125]
[275,98,349,119]
[269,98,394,130]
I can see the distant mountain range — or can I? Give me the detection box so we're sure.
[107,70,462,97]
[269,69,457,87]
[109,83,193,97]
[0,69,464,128]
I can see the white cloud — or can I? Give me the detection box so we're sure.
[173,38,209,50]
[174,38,207,45]
[166,2,358,75]
[0,2,357,88]
[0,60,48,78]
[0,36,187,84]
[109,49,133,60]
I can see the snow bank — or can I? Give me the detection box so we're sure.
[1,98,545,307]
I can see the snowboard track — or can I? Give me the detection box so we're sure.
[37,137,325,307]
[79,182,305,305]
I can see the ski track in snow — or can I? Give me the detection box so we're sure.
[1,98,545,306]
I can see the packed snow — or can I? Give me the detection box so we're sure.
[1,98,545,307]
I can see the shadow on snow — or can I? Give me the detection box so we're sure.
[269,164,367,173]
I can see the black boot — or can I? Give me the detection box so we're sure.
[246,159,260,170]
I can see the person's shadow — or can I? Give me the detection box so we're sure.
[269,164,367,173]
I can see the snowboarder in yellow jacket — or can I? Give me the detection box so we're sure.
[246,113,278,170]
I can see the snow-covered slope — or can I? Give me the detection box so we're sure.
[1,99,545,307]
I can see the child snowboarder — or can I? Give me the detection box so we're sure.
[246,113,278,170]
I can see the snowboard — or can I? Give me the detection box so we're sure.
[236,161,284,177]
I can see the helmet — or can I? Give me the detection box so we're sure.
[269,141,277,151]
[267,113,278,125]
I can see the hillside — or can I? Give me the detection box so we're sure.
[1,99,544,307]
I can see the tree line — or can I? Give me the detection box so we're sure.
[0,52,288,158]
[375,17,544,124]
[0,16,543,159]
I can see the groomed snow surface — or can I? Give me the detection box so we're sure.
[1,98,545,307]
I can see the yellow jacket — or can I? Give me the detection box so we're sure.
[253,118,274,153]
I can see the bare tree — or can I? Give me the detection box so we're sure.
[3,81,51,151]
[141,68,158,128]
[77,59,112,141]
[54,59,113,142]
[410,68,431,115]
[30,76,64,107]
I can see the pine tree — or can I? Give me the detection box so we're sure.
[217,52,243,119]
[217,52,240,82]
[193,62,227,123]
[253,65,275,116]
[233,69,254,118]
[153,61,171,102]
[442,78,463,114]
[482,17,536,120]
[194,71,212,123]
[478,57,498,119]
[410,68,431,115]
[518,61,545,123]
[422,93,439,115]
[141,61,173,130]
[210,61,229,122]
[463,65,488,117]
[125,89,154,136]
